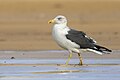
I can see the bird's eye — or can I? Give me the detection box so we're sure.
[58,17,62,20]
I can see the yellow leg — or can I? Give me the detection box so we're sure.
[65,52,72,65]
[78,53,83,65]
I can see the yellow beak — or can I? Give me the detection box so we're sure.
[48,19,55,24]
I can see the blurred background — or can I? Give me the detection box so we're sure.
[0,0,119,50]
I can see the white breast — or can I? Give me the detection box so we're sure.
[52,24,80,50]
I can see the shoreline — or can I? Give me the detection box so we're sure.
[0,50,119,59]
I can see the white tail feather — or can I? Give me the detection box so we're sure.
[87,49,103,55]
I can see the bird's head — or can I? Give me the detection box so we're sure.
[48,15,67,25]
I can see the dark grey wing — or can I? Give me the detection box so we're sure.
[66,29,96,49]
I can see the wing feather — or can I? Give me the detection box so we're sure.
[66,29,95,49]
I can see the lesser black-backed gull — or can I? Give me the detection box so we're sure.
[48,15,112,65]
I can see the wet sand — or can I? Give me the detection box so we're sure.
[0,50,120,80]
[0,50,120,59]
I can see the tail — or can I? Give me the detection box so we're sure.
[87,44,112,55]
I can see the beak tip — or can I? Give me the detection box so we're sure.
[48,21,51,24]
[48,19,54,24]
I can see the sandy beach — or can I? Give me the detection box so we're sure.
[0,0,119,50]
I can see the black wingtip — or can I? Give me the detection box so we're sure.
[107,49,112,52]
[102,50,112,54]
[94,44,112,53]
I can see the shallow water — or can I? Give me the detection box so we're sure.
[0,50,120,80]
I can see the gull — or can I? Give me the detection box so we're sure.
[48,15,112,65]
